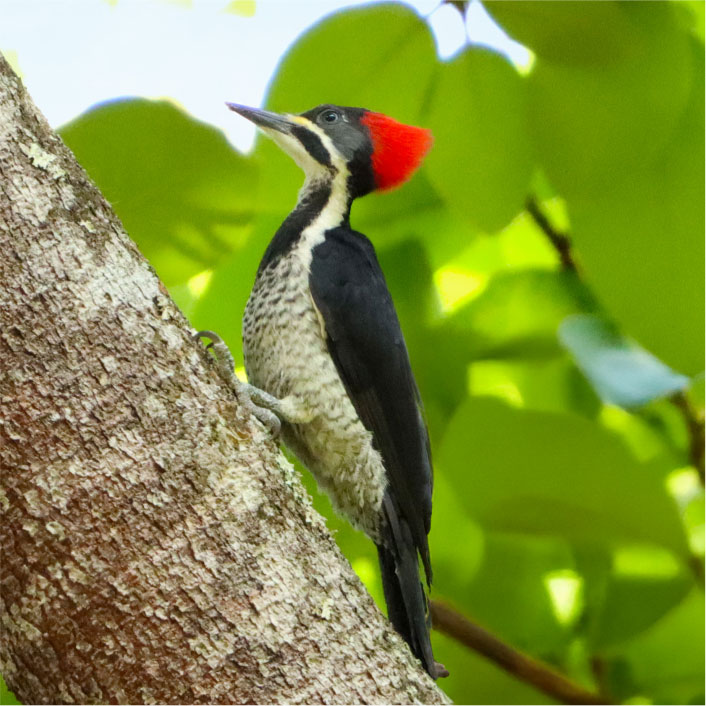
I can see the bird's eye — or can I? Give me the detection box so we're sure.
[321,110,340,124]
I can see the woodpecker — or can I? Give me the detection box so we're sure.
[208,102,443,678]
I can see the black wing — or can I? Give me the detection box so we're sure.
[308,226,433,581]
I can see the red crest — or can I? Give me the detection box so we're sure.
[360,112,433,191]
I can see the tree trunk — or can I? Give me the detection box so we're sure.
[0,54,447,705]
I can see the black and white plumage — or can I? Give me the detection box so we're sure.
[227,103,442,678]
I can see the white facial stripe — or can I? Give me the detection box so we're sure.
[289,120,352,269]
[260,114,352,269]
[265,116,349,181]
[297,118,346,171]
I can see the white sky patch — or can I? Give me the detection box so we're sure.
[0,0,528,153]
[426,2,467,59]
[465,0,532,70]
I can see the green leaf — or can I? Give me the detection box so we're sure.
[429,472,485,603]
[354,173,478,269]
[459,532,578,655]
[569,170,704,376]
[676,0,705,41]
[468,356,600,418]
[567,55,704,376]
[264,3,436,121]
[425,47,534,233]
[445,269,597,360]
[378,239,439,330]
[560,36,704,375]
[527,7,693,197]
[687,373,705,411]
[579,543,693,651]
[439,396,688,553]
[483,0,640,66]
[618,590,705,704]
[60,98,257,286]
[191,214,283,359]
[559,315,689,408]
[0,675,20,706]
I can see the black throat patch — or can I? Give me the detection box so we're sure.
[257,181,335,275]
[291,126,332,168]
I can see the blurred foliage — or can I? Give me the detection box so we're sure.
[559,315,689,408]
[0,675,19,706]
[3,1,704,704]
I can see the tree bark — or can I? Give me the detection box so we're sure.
[0,54,447,705]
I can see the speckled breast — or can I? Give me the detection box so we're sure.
[242,252,386,541]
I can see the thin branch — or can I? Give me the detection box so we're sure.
[430,601,609,705]
[590,656,615,704]
[671,390,705,486]
[526,196,578,273]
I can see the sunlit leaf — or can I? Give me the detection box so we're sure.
[468,356,600,418]
[673,0,705,42]
[191,213,282,360]
[223,0,255,17]
[445,269,597,360]
[560,35,703,375]
[567,63,703,376]
[429,472,485,602]
[2,49,23,78]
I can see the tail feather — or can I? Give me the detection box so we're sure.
[378,498,436,678]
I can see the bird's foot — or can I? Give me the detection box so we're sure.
[195,330,282,437]
[433,661,450,679]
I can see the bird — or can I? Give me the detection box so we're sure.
[202,102,443,679]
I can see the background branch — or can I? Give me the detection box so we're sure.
[431,601,608,705]
[526,196,578,273]
[671,391,705,486]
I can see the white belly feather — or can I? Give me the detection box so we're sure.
[242,253,386,541]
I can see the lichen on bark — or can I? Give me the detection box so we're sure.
[0,54,447,705]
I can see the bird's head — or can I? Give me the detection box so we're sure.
[227,102,433,199]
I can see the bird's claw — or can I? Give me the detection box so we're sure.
[195,329,282,438]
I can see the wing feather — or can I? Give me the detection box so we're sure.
[309,226,433,581]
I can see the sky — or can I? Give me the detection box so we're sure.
[0,0,529,152]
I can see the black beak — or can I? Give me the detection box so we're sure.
[226,103,294,134]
